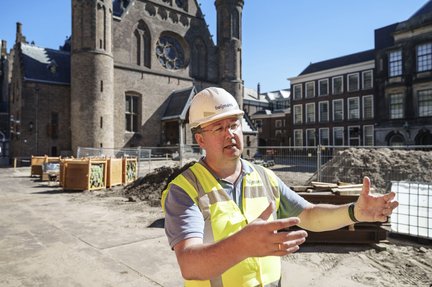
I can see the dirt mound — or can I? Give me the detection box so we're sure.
[317,148,432,192]
[122,161,196,206]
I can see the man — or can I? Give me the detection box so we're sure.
[162,87,398,287]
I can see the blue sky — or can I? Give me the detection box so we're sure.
[0,0,428,92]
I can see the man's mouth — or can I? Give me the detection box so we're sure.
[225,144,237,149]
[224,142,238,149]
[224,138,238,149]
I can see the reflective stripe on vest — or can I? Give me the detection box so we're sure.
[162,162,282,287]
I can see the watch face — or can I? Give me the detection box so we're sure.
[156,36,185,70]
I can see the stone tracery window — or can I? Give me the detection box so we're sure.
[156,35,185,70]
[132,20,151,68]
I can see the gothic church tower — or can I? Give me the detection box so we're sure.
[216,0,244,108]
[71,0,114,153]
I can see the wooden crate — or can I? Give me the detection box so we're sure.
[106,158,123,188]
[59,158,75,187]
[30,156,46,177]
[122,157,137,184]
[63,159,107,191]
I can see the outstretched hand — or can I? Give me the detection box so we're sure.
[355,176,399,222]
[237,202,308,258]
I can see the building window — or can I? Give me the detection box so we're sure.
[390,93,404,119]
[294,129,303,146]
[348,97,360,120]
[389,133,405,146]
[319,128,329,146]
[417,43,432,72]
[363,125,374,146]
[293,104,303,124]
[275,130,282,137]
[132,20,151,68]
[125,95,139,132]
[306,129,316,146]
[389,50,402,77]
[156,34,185,70]
[293,84,302,100]
[305,103,315,123]
[418,89,432,117]
[348,126,360,146]
[275,119,282,128]
[318,101,329,122]
[318,79,329,96]
[362,70,373,89]
[332,76,343,94]
[305,82,315,98]
[48,112,59,139]
[332,99,344,122]
[348,73,359,92]
[362,95,374,119]
[333,127,344,146]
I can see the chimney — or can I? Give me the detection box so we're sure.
[257,82,261,100]
[16,22,23,43]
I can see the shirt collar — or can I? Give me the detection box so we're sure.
[198,157,252,181]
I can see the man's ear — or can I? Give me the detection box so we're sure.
[194,133,205,148]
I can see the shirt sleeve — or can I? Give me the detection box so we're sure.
[276,177,311,218]
[164,183,204,249]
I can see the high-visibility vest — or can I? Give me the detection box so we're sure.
[162,161,282,287]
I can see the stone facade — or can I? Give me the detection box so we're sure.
[5,0,248,159]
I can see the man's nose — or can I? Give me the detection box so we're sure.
[224,126,236,137]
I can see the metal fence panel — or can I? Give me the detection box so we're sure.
[391,181,432,240]
[75,144,432,240]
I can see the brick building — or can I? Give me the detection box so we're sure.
[288,1,432,147]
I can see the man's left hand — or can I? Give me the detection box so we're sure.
[355,176,399,222]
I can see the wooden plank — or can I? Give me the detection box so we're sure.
[311,181,338,188]
[290,186,313,192]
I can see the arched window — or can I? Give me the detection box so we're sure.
[232,10,240,39]
[125,93,141,132]
[132,20,151,68]
[156,32,187,70]
[97,2,107,50]
[415,129,432,145]
[387,132,406,146]
[191,38,206,79]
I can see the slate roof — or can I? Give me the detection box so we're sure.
[21,43,70,85]
[264,89,290,101]
[162,86,196,121]
[396,0,432,33]
[298,49,375,76]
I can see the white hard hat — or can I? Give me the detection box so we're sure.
[189,87,244,129]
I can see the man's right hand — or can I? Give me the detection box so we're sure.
[236,202,308,257]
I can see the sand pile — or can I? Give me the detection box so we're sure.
[317,148,432,192]
[122,161,196,206]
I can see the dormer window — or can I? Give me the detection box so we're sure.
[47,61,57,74]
